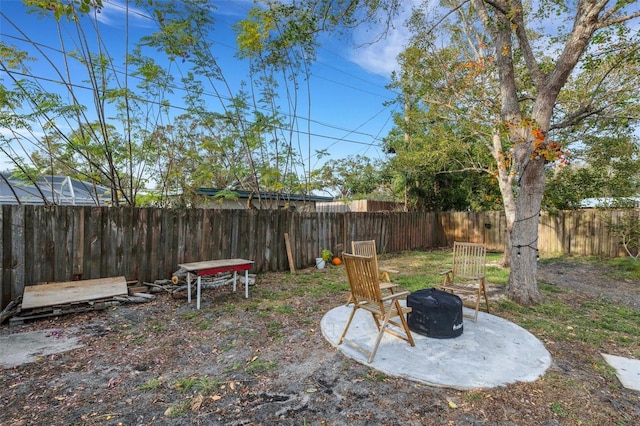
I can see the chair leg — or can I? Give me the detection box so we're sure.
[370,312,382,330]
[368,314,392,363]
[442,272,452,287]
[471,297,480,323]
[467,280,492,322]
[346,293,354,306]
[394,300,415,346]
[481,281,490,314]
[338,306,358,345]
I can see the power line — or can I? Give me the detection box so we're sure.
[310,72,396,101]
[105,0,400,101]
[0,4,401,157]
[2,68,389,148]
[0,30,395,143]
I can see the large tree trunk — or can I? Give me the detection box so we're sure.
[507,155,546,305]
[502,229,512,267]
[491,132,515,267]
[469,0,619,306]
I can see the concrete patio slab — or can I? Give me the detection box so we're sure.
[601,353,640,392]
[321,305,551,390]
[0,328,83,369]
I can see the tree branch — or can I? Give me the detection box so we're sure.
[434,166,491,175]
[597,2,640,28]
[510,0,545,88]
[533,0,605,123]
[426,0,472,35]
[552,42,640,130]
[471,0,520,121]
[481,0,509,15]
[550,105,605,130]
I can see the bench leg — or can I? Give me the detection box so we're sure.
[197,275,202,310]
[187,272,192,304]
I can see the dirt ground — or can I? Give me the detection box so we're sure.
[1,257,639,425]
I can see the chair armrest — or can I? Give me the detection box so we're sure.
[379,282,398,290]
[380,267,399,274]
[439,269,452,276]
[381,291,410,301]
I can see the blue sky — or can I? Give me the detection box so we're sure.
[0,0,417,176]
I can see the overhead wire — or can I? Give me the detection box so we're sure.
[1,3,403,164]
[205,1,401,162]
[1,33,392,148]
[3,69,385,148]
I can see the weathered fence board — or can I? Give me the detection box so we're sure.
[1,205,638,309]
[11,207,25,298]
[72,208,84,278]
[0,207,13,307]
[0,207,5,305]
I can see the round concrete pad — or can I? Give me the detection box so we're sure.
[321,305,551,390]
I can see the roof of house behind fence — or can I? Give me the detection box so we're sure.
[0,174,113,206]
[196,188,334,203]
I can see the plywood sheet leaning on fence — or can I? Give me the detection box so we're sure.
[21,276,128,310]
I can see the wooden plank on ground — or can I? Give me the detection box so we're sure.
[284,233,295,273]
[21,276,127,310]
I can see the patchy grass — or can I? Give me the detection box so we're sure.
[138,378,163,391]
[164,400,190,419]
[245,357,277,374]
[378,250,508,292]
[499,296,640,351]
[3,249,640,426]
[266,320,283,339]
[605,257,640,281]
[539,255,640,281]
[275,304,294,314]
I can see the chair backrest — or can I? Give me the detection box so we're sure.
[343,253,383,303]
[452,241,487,279]
[351,240,380,270]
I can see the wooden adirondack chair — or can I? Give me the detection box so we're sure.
[439,241,489,323]
[346,240,398,305]
[339,253,415,363]
[351,240,398,282]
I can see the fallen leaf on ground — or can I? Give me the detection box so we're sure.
[191,394,203,411]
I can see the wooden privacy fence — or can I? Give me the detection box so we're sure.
[0,206,442,308]
[0,206,635,308]
[439,209,635,257]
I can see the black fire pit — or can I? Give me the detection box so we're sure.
[406,288,463,338]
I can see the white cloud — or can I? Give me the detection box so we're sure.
[348,2,420,78]
[211,0,256,17]
[96,0,155,28]
[349,27,410,77]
